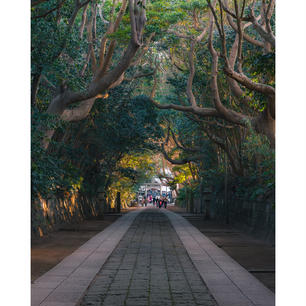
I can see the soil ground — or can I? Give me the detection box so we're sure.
[168,206,275,292]
[31,214,123,282]
[31,208,141,282]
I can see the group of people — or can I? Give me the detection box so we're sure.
[140,195,169,208]
[152,196,168,209]
[141,197,148,207]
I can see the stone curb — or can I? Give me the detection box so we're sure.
[31,210,142,306]
[162,209,275,306]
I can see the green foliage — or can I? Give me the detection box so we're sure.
[245,52,275,81]
[31,111,83,197]
[179,0,208,11]
[240,131,275,200]
[31,81,163,200]
[83,91,163,156]
[31,0,275,212]
[146,0,186,35]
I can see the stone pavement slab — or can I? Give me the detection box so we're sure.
[32,208,275,306]
[79,209,217,306]
[31,209,142,306]
[163,209,275,306]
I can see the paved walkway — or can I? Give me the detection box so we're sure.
[32,208,275,306]
[80,209,217,306]
[31,210,141,306]
[164,210,274,306]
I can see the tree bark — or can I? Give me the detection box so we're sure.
[42,0,147,149]
[252,105,275,147]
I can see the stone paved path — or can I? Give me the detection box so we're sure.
[80,209,217,306]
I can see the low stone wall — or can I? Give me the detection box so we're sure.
[182,192,275,243]
[209,196,275,243]
[31,193,103,238]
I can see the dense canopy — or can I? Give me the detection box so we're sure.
[31,0,275,210]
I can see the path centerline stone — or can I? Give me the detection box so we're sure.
[80,209,217,306]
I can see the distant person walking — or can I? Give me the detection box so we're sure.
[155,197,159,207]
[163,197,168,209]
[158,198,162,208]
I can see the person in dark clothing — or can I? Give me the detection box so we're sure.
[163,197,168,208]
[161,198,165,208]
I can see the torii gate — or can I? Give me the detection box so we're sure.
[141,183,168,198]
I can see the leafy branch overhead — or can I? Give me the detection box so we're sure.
[31,0,275,206]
